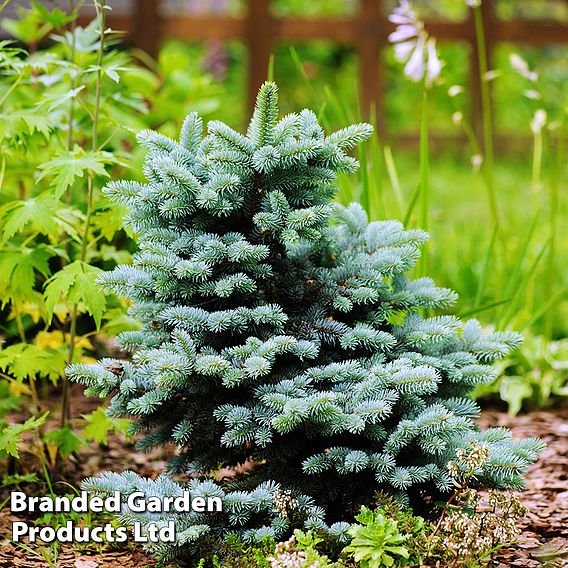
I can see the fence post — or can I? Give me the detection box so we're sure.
[132,0,160,57]
[469,0,495,141]
[246,0,272,113]
[357,0,385,122]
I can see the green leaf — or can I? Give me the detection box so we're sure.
[0,245,53,305]
[44,426,85,458]
[87,62,131,83]
[0,413,47,458]
[96,245,132,265]
[39,85,85,112]
[30,0,75,29]
[293,529,323,550]
[100,306,140,337]
[92,201,129,242]
[0,344,56,382]
[37,146,116,198]
[44,261,106,329]
[1,13,51,44]
[0,194,59,242]
[17,109,53,140]
[499,376,533,416]
[82,407,131,445]
[346,509,409,567]
[2,473,40,487]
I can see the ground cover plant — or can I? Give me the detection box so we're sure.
[68,81,544,564]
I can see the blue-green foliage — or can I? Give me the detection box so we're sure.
[68,83,543,562]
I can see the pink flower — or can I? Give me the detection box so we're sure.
[403,35,425,82]
[389,1,443,86]
[426,38,442,87]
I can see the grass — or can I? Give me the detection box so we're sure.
[343,147,568,337]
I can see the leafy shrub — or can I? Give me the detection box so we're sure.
[69,82,542,563]
[0,1,218,469]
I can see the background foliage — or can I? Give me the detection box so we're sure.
[0,1,221,470]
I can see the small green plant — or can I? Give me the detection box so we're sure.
[369,494,428,567]
[344,506,410,567]
[196,535,275,567]
[476,332,568,414]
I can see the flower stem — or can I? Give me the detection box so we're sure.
[473,4,499,229]
[14,307,41,413]
[66,0,78,154]
[545,118,565,338]
[531,128,543,211]
[418,89,430,278]
[525,122,545,321]
[62,0,106,428]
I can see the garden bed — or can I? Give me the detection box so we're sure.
[479,404,568,567]
[1,395,566,567]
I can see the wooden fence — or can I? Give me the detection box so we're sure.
[85,0,568,127]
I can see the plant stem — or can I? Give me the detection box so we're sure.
[62,0,106,427]
[0,71,23,107]
[61,303,78,426]
[0,0,13,14]
[525,123,545,321]
[418,89,430,277]
[531,127,543,211]
[545,118,565,338]
[66,0,78,153]
[0,157,5,192]
[431,489,459,539]
[91,2,104,154]
[14,307,41,412]
[473,4,499,229]
[60,0,78,428]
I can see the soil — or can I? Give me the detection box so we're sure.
[1,391,567,567]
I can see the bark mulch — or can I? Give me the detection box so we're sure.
[480,403,568,568]
[1,401,567,567]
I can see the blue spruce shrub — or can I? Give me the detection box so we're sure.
[68,83,543,563]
